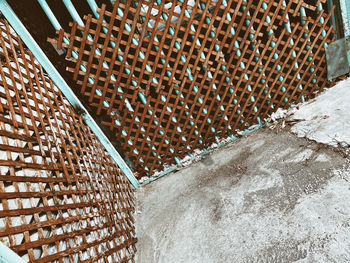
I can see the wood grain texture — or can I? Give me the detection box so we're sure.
[0,18,136,262]
[49,0,336,178]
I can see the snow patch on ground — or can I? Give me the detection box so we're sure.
[268,107,295,122]
[142,77,350,184]
[139,136,237,184]
[288,78,350,147]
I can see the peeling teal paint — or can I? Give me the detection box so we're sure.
[339,0,350,65]
[340,0,350,37]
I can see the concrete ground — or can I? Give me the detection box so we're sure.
[135,128,350,263]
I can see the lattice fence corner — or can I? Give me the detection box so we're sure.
[0,18,137,262]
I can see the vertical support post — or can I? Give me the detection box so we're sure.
[327,0,338,38]
[339,0,350,66]
[0,242,26,263]
[340,0,350,37]
[346,1,350,34]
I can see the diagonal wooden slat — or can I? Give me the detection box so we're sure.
[49,0,337,178]
[0,18,136,262]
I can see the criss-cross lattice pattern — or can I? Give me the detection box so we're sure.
[0,18,136,262]
[50,0,336,177]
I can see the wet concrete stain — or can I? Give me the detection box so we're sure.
[135,128,350,263]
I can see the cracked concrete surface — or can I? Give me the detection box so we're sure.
[135,128,350,263]
[290,78,350,148]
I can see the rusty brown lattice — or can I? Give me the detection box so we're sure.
[50,0,336,177]
[0,18,137,262]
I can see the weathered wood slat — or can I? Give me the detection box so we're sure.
[50,0,336,178]
[0,18,136,262]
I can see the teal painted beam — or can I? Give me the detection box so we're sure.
[336,1,350,65]
[341,0,350,64]
[327,0,337,38]
[86,0,100,19]
[0,242,26,263]
[340,0,350,37]
[62,0,85,27]
[37,0,61,30]
[345,1,350,65]
[0,0,139,188]
[346,0,350,33]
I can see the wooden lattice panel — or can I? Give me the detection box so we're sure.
[0,18,136,262]
[50,0,336,177]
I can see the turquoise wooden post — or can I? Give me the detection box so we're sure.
[340,0,350,37]
[0,242,26,263]
[339,0,350,66]
[346,0,350,35]
[327,0,338,38]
